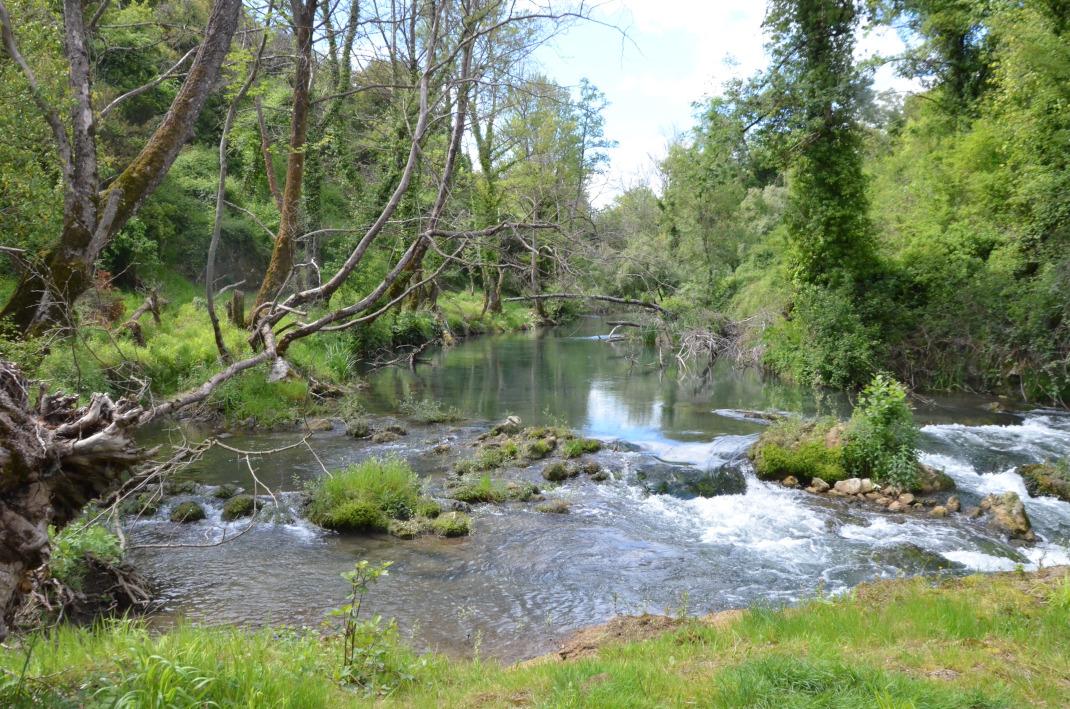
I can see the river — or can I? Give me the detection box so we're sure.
[129,317,1070,661]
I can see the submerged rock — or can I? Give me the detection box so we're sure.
[915,464,956,494]
[212,483,241,500]
[543,461,579,482]
[170,501,206,523]
[1018,463,1070,502]
[536,499,571,514]
[634,461,746,499]
[221,495,259,521]
[981,492,1035,542]
[810,477,831,493]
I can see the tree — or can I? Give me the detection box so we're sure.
[0,0,244,336]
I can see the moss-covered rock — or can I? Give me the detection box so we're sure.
[634,461,747,498]
[221,495,260,521]
[165,479,198,496]
[120,492,160,517]
[1019,462,1070,502]
[170,501,206,523]
[914,464,956,494]
[749,419,848,485]
[315,500,389,531]
[561,438,602,458]
[388,518,430,539]
[431,511,471,537]
[523,437,556,460]
[212,484,242,500]
[447,474,507,503]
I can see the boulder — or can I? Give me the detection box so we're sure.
[946,495,960,513]
[543,462,579,482]
[915,464,956,494]
[1018,463,1070,502]
[170,501,206,523]
[484,416,522,438]
[897,493,915,505]
[834,478,864,496]
[859,478,876,494]
[221,494,260,522]
[981,491,1035,542]
[931,506,948,518]
[888,501,906,513]
[536,500,571,514]
[305,418,334,432]
[371,430,401,443]
[782,475,800,488]
[810,477,831,493]
[212,483,241,500]
[634,461,747,499]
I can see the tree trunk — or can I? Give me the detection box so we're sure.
[0,0,243,337]
[0,361,146,639]
[254,0,317,311]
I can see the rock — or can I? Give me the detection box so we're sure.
[536,499,571,514]
[170,501,205,523]
[609,440,643,453]
[432,443,451,455]
[888,501,906,513]
[590,469,610,482]
[946,495,960,513]
[221,494,259,521]
[305,418,334,432]
[965,506,981,519]
[875,496,892,506]
[581,461,602,476]
[915,464,956,494]
[981,491,1035,541]
[212,483,241,500]
[782,475,800,488]
[371,430,401,443]
[859,478,875,494]
[834,478,864,496]
[384,424,408,436]
[634,461,747,499]
[485,416,522,437]
[864,492,880,501]
[1018,463,1070,502]
[388,519,428,539]
[931,506,948,518]
[165,479,198,495]
[810,477,830,493]
[897,493,915,505]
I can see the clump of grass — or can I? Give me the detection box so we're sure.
[307,458,423,532]
[399,395,462,424]
[429,512,471,537]
[453,442,520,475]
[448,474,508,503]
[561,437,602,458]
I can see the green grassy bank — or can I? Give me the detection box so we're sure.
[0,276,539,426]
[2,568,1067,707]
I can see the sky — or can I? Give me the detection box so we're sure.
[532,1,918,207]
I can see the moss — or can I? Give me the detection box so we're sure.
[505,481,541,502]
[119,492,160,517]
[388,518,430,539]
[170,501,206,523]
[542,462,579,482]
[749,418,848,484]
[212,484,241,500]
[415,500,442,519]
[561,438,602,458]
[221,495,259,522]
[1019,462,1070,502]
[430,511,471,537]
[165,479,198,495]
[535,499,570,514]
[345,418,371,438]
[316,500,389,532]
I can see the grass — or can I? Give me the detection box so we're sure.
[438,291,535,335]
[3,569,1068,706]
[562,437,602,458]
[398,395,463,424]
[49,522,122,591]
[750,417,849,484]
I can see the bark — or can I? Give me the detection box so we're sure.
[255,0,317,309]
[121,290,165,346]
[0,0,243,336]
[255,97,284,211]
[0,361,146,639]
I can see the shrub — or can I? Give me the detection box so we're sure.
[561,438,602,458]
[430,512,471,537]
[842,374,919,488]
[50,523,123,590]
[307,458,424,531]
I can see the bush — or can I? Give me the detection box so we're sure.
[50,523,123,590]
[842,374,919,488]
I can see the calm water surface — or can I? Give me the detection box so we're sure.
[130,317,1070,660]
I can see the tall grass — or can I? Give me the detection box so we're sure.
[306,458,424,531]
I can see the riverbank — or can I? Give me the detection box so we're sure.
[2,566,1067,706]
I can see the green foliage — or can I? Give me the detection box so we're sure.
[843,374,919,488]
[49,522,122,591]
[750,418,848,484]
[307,458,439,533]
[561,437,602,458]
[448,473,508,503]
[429,511,471,537]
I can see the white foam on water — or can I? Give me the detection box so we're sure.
[940,550,1021,572]
[922,412,1070,461]
[636,434,757,468]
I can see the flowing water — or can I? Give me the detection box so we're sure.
[130,317,1070,661]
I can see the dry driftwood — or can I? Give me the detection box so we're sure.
[121,290,166,345]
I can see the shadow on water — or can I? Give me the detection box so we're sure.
[130,316,1070,662]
